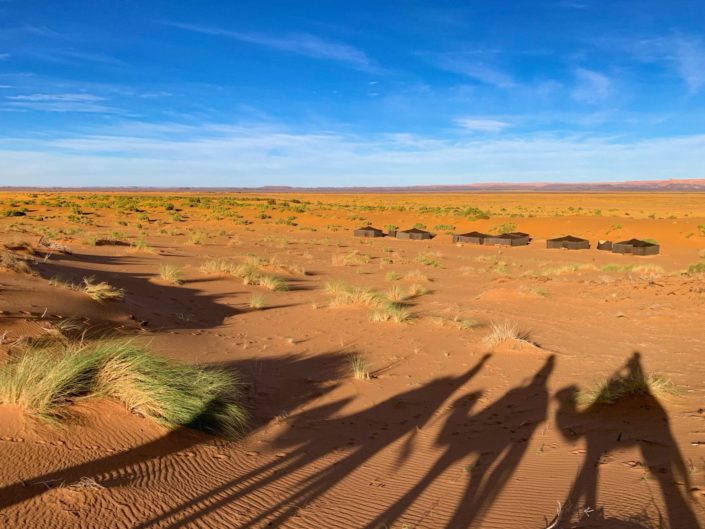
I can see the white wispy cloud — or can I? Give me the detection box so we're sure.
[616,34,705,94]
[571,67,610,104]
[5,93,119,113]
[435,54,516,88]
[167,22,377,72]
[1,120,704,186]
[672,36,705,93]
[455,118,511,132]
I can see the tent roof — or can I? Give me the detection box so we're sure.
[401,228,432,234]
[616,238,657,247]
[356,226,384,232]
[548,235,588,243]
[456,231,489,238]
[491,232,529,239]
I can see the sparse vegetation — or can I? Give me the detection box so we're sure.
[483,321,531,349]
[0,339,247,437]
[416,252,441,267]
[81,277,125,302]
[249,293,266,310]
[349,353,370,380]
[159,264,183,285]
[578,367,678,407]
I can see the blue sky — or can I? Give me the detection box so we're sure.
[2,0,705,186]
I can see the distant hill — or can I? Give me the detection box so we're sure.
[3,178,705,193]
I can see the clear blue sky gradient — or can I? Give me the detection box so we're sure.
[2,1,705,186]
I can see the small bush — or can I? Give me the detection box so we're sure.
[325,281,381,306]
[0,340,247,436]
[159,264,182,285]
[258,274,289,291]
[0,251,32,274]
[578,369,678,407]
[349,353,370,380]
[416,252,441,267]
[249,293,266,310]
[687,262,705,275]
[483,321,530,349]
[82,277,124,302]
[370,301,411,323]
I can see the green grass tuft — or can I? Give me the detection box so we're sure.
[0,340,246,437]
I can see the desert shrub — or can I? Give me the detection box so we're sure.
[416,252,441,267]
[0,251,32,274]
[407,283,428,297]
[325,281,381,306]
[249,293,266,310]
[349,353,370,380]
[403,270,431,282]
[159,264,182,284]
[385,284,407,302]
[483,321,530,349]
[257,274,289,291]
[370,301,411,323]
[0,339,246,436]
[687,262,705,275]
[578,368,678,407]
[82,277,124,302]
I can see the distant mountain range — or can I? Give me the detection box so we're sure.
[4,179,705,193]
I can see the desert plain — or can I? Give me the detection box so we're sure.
[1,191,705,529]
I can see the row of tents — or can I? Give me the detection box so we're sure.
[353,226,660,255]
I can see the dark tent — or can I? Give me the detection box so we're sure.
[612,238,660,256]
[484,232,531,246]
[395,228,435,240]
[597,240,613,251]
[546,235,590,250]
[353,226,386,238]
[453,231,489,244]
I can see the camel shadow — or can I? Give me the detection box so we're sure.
[555,352,702,529]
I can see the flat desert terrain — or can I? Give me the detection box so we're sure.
[1,191,705,529]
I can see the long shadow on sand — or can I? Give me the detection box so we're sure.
[555,352,702,529]
[0,352,348,513]
[33,250,242,331]
[368,355,555,529]
[131,354,493,529]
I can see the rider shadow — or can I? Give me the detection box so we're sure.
[369,355,555,529]
[555,352,702,529]
[134,354,493,529]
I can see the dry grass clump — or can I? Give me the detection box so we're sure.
[385,284,408,303]
[431,315,480,330]
[325,280,382,307]
[202,257,290,291]
[0,339,247,437]
[370,301,411,323]
[159,264,183,285]
[0,250,32,274]
[349,353,370,380]
[688,262,705,275]
[259,256,307,276]
[325,280,411,322]
[406,283,428,298]
[536,263,598,276]
[415,252,441,267]
[483,321,531,349]
[249,293,266,310]
[332,251,371,267]
[82,277,125,302]
[257,274,289,291]
[578,369,678,408]
[200,259,237,275]
[403,270,431,282]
